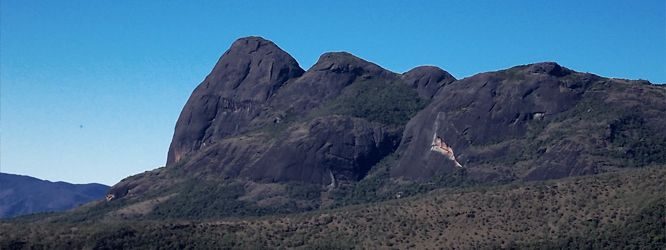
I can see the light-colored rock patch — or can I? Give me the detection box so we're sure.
[431,133,463,168]
[103,193,177,220]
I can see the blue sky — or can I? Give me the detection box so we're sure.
[2,1,664,186]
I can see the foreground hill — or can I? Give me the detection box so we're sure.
[0,173,109,218]
[3,167,664,249]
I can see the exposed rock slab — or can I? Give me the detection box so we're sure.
[392,63,597,179]
[246,115,397,186]
[402,66,456,99]
[167,37,305,164]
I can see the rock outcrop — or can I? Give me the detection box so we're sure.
[401,66,456,99]
[107,37,666,216]
[111,36,442,200]
[166,37,305,164]
[392,62,666,181]
[247,115,397,186]
[252,52,403,124]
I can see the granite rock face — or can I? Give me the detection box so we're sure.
[109,37,666,206]
[110,37,445,199]
[247,115,397,186]
[252,52,403,125]
[392,62,666,181]
[392,63,592,179]
[166,37,305,165]
[401,66,456,99]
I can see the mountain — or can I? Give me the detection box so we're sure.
[166,37,305,166]
[0,173,109,218]
[106,37,450,206]
[94,36,666,220]
[394,62,666,182]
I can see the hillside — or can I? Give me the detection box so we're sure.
[0,173,109,218]
[3,167,664,249]
[396,63,666,182]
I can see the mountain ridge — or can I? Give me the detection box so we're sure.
[0,173,109,218]
[85,36,666,221]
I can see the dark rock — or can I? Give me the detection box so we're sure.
[525,62,571,77]
[108,37,666,218]
[401,66,457,99]
[255,52,401,122]
[166,36,304,164]
[109,136,270,199]
[246,115,398,186]
[392,62,666,182]
[95,37,666,223]
[116,38,421,201]
[391,63,594,180]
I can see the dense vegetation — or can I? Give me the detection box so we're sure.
[315,78,430,127]
[255,76,429,141]
[4,167,664,249]
[330,153,477,208]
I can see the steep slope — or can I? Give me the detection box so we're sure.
[393,62,666,182]
[106,37,450,208]
[166,36,305,165]
[0,173,108,218]
[246,115,396,185]
[99,38,663,222]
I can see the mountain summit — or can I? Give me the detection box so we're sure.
[167,37,305,165]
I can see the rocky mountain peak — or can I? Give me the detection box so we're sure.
[109,38,666,217]
[203,36,305,101]
[310,52,396,78]
[525,62,570,77]
[227,36,275,54]
[166,36,304,165]
[95,34,666,224]
[402,66,457,99]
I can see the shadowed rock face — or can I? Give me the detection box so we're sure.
[110,36,442,200]
[402,66,456,99]
[167,37,305,164]
[247,115,397,186]
[392,62,666,181]
[111,37,666,207]
[392,63,596,179]
[252,52,402,125]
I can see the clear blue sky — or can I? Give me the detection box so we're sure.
[2,1,664,186]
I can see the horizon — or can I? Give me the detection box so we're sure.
[2,1,664,186]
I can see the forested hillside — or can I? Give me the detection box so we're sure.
[3,167,664,249]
